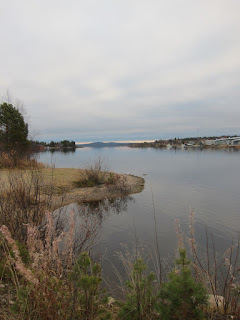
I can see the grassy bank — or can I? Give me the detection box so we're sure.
[0,167,144,208]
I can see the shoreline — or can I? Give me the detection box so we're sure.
[129,143,240,149]
[45,168,145,208]
[0,168,145,209]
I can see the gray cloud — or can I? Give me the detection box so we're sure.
[1,0,240,141]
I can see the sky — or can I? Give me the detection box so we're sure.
[0,0,240,142]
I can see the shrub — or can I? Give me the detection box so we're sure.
[157,249,208,320]
[73,158,131,195]
[0,166,51,243]
[105,173,130,195]
[0,150,43,168]
[70,252,111,319]
[188,209,240,318]
[118,258,157,320]
[74,158,107,188]
[0,213,110,320]
[105,172,119,186]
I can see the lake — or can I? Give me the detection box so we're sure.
[38,147,240,285]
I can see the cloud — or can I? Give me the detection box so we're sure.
[1,0,240,141]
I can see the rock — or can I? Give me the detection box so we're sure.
[107,297,115,307]
[208,294,224,309]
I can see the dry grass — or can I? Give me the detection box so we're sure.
[73,158,108,187]
[42,168,144,205]
[0,166,144,208]
[43,168,84,192]
[0,151,45,169]
[0,168,78,196]
[0,209,111,320]
[175,209,240,318]
[0,167,53,243]
[0,213,74,319]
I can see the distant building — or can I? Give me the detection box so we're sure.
[214,137,240,146]
[204,139,215,146]
[232,138,240,145]
[215,138,228,145]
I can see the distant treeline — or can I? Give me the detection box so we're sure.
[32,140,76,149]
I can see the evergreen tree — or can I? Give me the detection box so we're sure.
[118,258,157,320]
[0,102,29,151]
[157,249,208,320]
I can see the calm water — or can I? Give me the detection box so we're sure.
[38,147,240,281]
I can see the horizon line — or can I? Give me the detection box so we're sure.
[76,140,155,145]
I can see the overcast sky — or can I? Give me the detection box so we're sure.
[1,0,240,142]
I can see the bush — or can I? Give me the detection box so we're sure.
[118,258,157,320]
[70,252,111,319]
[157,249,208,320]
[0,150,42,168]
[0,214,110,320]
[74,158,107,188]
[0,166,51,243]
[105,173,130,195]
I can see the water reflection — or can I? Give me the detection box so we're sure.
[133,146,240,153]
[51,196,133,256]
[87,196,134,216]
[48,148,76,154]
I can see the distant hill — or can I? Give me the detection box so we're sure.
[76,142,131,148]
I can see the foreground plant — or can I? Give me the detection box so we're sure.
[118,258,157,320]
[0,211,110,319]
[188,210,240,318]
[157,249,208,320]
[70,252,111,320]
[0,216,73,319]
[0,165,53,244]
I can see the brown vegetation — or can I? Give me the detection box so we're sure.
[0,212,110,319]
[0,151,44,169]
[42,168,144,205]
[175,210,240,319]
[0,166,144,211]
[0,166,54,243]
